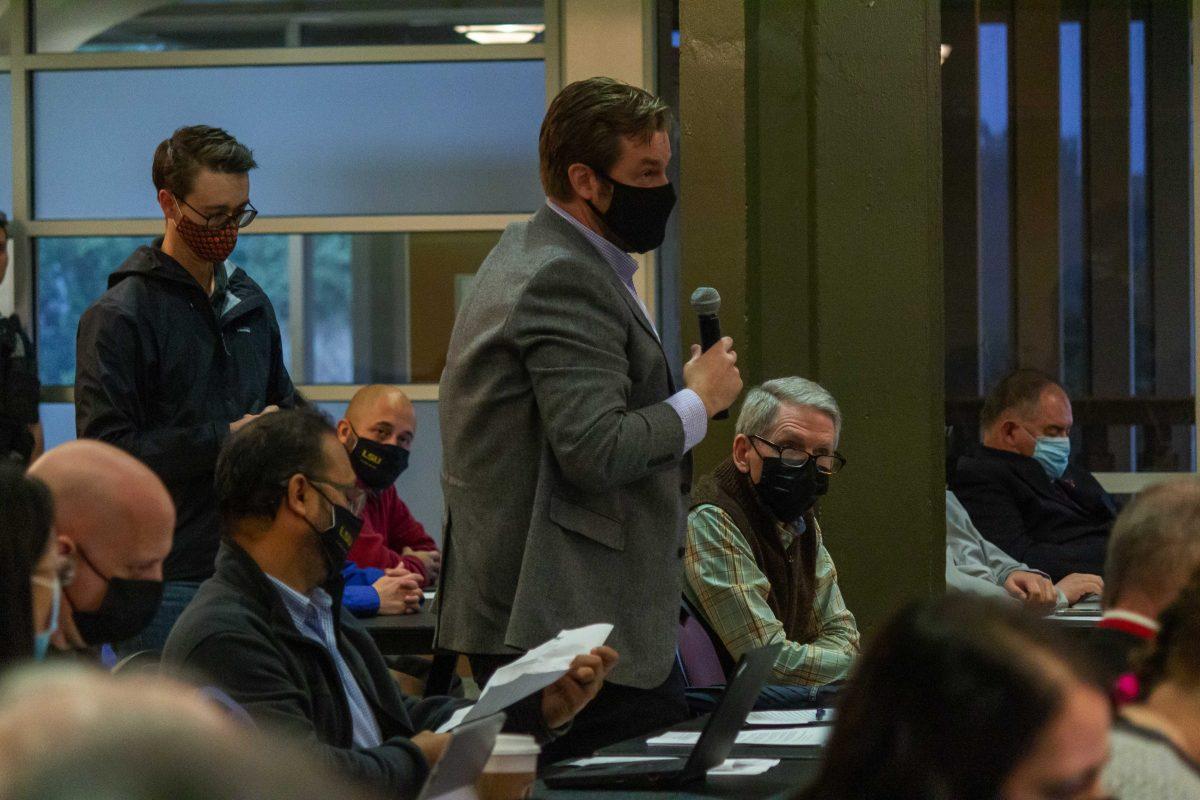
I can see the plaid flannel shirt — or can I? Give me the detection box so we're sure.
[683,503,860,686]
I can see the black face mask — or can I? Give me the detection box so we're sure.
[755,457,829,524]
[586,171,677,254]
[71,548,164,646]
[348,425,409,490]
[306,486,365,582]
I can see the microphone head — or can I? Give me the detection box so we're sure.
[690,286,722,316]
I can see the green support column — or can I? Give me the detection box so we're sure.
[681,0,946,633]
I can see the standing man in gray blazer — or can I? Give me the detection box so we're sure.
[436,77,743,761]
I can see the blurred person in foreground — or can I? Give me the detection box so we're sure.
[0,664,375,800]
[798,595,1110,800]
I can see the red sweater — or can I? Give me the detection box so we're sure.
[345,484,439,584]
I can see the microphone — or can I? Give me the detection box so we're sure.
[690,286,729,420]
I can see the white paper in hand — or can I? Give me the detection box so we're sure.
[434,705,474,735]
[459,623,614,726]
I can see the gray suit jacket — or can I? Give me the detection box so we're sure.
[946,490,1066,610]
[435,205,691,689]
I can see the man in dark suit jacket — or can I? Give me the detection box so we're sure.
[953,370,1117,581]
[436,77,743,762]
[164,408,614,799]
[1089,479,1200,688]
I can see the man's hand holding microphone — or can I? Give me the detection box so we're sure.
[684,287,742,419]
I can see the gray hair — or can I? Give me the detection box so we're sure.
[735,377,842,441]
[1104,478,1200,608]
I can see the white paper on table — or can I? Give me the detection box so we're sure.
[736,727,831,746]
[646,727,831,747]
[434,705,474,734]
[567,757,678,767]
[565,757,779,777]
[449,623,614,728]
[708,758,781,776]
[745,709,835,726]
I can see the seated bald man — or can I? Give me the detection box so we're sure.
[28,440,175,653]
[338,385,441,588]
[952,369,1117,581]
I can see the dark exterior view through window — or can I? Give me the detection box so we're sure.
[943,0,1193,481]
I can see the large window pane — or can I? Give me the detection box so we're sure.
[37,230,500,386]
[977,22,1012,392]
[34,1,544,52]
[0,74,11,216]
[33,62,545,219]
[1058,22,1086,398]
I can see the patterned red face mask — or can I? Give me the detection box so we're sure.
[174,208,239,263]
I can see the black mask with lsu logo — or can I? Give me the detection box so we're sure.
[305,487,365,582]
[347,425,409,490]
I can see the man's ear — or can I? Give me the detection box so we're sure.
[335,419,354,448]
[157,188,177,221]
[56,532,77,557]
[999,419,1023,447]
[566,162,604,204]
[732,434,752,473]
[285,474,309,520]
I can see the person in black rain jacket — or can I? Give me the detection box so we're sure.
[75,125,296,655]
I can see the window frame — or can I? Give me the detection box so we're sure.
[1,0,564,402]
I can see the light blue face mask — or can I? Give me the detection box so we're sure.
[31,575,60,661]
[1033,436,1071,480]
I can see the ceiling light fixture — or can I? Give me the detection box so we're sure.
[454,24,546,45]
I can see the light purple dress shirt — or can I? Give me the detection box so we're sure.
[546,200,707,452]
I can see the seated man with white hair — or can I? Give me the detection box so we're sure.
[683,377,859,689]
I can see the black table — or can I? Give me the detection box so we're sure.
[359,609,457,697]
[359,606,438,653]
[533,714,826,798]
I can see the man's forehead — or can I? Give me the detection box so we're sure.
[772,405,837,437]
[1035,387,1073,420]
[188,168,250,208]
[617,130,671,163]
[361,394,415,427]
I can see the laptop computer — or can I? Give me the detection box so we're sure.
[416,712,506,800]
[542,642,783,790]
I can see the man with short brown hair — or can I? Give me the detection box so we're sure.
[438,77,743,760]
[75,125,296,653]
[952,369,1117,580]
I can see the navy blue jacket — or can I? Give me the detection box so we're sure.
[952,446,1117,581]
[74,243,296,580]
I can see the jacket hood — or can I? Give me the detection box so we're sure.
[107,243,269,320]
[108,243,200,291]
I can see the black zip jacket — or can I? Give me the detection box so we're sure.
[163,541,549,798]
[74,243,297,580]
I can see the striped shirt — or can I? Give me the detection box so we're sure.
[546,199,709,452]
[683,504,860,686]
[267,576,383,748]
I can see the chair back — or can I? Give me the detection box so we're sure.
[677,606,727,687]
